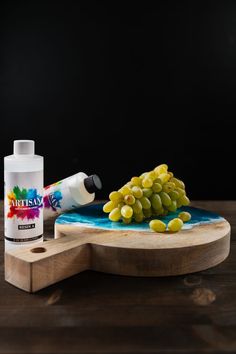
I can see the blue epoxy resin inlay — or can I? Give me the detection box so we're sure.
[56,203,224,232]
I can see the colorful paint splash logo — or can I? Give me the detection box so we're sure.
[44,191,63,211]
[7,186,43,220]
[44,180,62,190]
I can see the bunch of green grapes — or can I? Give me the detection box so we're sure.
[103,164,191,232]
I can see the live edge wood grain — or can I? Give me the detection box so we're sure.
[5,216,230,292]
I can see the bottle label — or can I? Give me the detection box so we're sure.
[44,180,63,212]
[4,171,43,242]
[43,178,79,219]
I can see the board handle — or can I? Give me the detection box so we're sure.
[5,235,91,292]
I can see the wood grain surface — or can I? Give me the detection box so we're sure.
[0,201,236,354]
[5,206,230,292]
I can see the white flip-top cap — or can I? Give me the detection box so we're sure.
[13,140,35,155]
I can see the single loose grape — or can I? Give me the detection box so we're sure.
[119,185,132,196]
[142,177,153,188]
[121,205,133,218]
[142,188,153,198]
[103,201,117,213]
[109,208,121,222]
[150,193,162,210]
[122,217,132,224]
[168,200,177,212]
[158,173,171,184]
[179,195,190,206]
[132,186,143,198]
[131,176,142,186]
[132,199,143,214]
[178,211,191,222]
[124,194,135,205]
[159,191,172,207]
[149,219,166,232]
[134,212,144,223]
[143,208,152,218]
[162,182,175,193]
[169,190,180,201]
[168,218,183,232]
[109,191,123,201]
[140,196,151,209]
[152,182,162,193]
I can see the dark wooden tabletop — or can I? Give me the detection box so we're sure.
[0,200,235,354]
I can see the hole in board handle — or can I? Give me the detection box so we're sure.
[31,247,47,253]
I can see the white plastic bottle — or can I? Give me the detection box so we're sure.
[44,173,102,220]
[4,140,44,251]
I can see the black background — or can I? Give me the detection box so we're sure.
[1,1,236,200]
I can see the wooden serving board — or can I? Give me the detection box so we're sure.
[5,204,231,292]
